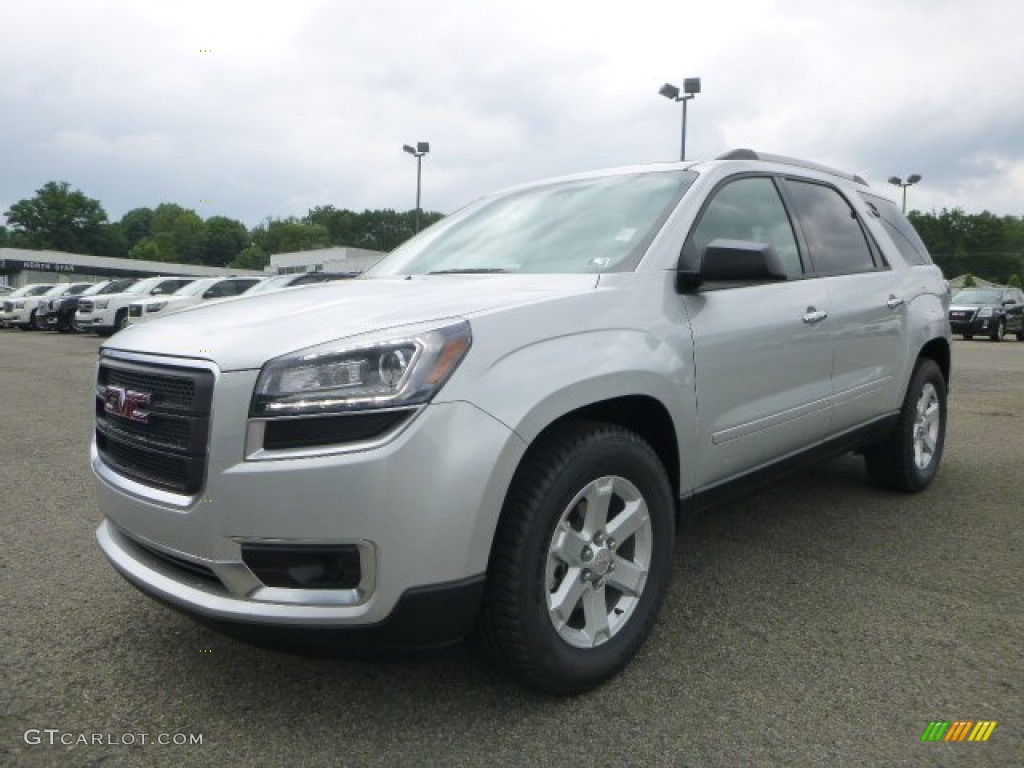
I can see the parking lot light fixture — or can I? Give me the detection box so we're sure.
[403,141,431,233]
[888,174,922,213]
[659,77,701,161]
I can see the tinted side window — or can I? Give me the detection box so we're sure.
[784,180,875,275]
[859,193,932,266]
[689,177,802,278]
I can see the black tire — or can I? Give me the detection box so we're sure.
[864,359,947,493]
[1017,330,1024,341]
[471,420,674,695]
[990,319,1005,342]
[962,333,973,340]
[114,309,128,333]
[18,311,37,331]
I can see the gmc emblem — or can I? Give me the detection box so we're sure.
[103,386,151,424]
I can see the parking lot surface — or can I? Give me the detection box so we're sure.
[2,331,1021,767]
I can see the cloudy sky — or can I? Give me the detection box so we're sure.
[3,0,1022,229]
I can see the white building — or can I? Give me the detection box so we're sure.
[0,248,262,289]
[268,246,385,276]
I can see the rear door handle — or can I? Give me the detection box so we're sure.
[887,295,905,309]
[803,308,828,324]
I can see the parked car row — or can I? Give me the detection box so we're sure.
[948,286,1024,341]
[1,272,353,335]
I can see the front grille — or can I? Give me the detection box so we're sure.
[2,301,11,312]
[95,357,214,494]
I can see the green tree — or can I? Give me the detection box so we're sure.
[306,205,357,246]
[1008,273,1022,289]
[203,216,249,267]
[250,217,329,254]
[4,181,110,254]
[119,207,155,251]
[963,274,977,287]
[231,244,269,270]
[148,203,206,264]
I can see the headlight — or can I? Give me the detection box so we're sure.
[147,301,168,312]
[15,301,24,309]
[978,307,993,317]
[94,299,110,309]
[251,319,472,416]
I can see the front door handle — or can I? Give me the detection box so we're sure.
[803,308,828,324]
[887,295,905,309]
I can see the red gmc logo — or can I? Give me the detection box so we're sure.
[103,386,151,423]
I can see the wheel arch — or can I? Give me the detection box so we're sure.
[918,337,950,387]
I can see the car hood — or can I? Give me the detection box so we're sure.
[103,274,599,371]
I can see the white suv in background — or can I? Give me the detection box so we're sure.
[77,276,196,336]
[1,283,56,328]
[8,283,88,330]
[126,276,263,326]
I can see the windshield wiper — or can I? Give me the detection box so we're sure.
[428,268,510,275]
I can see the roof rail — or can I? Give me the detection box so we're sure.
[715,148,868,186]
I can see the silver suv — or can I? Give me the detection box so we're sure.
[92,151,951,694]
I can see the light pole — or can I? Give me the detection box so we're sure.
[403,141,430,232]
[659,78,701,161]
[888,174,922,214]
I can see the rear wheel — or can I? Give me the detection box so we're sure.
[864,359,947,492]
[471,421,674,695]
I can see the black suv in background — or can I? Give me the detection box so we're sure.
[948,287,1024,341]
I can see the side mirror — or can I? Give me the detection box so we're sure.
[677,239,788,292]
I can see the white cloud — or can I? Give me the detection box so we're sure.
[2,0,1022,225]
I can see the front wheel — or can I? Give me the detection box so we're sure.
[864,359,947,492]
[471,421,675,695]
[990,319,1005,342]
[962,332,973,340]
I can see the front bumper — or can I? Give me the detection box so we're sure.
[98,520,485,649]
[949,309,1003,336]
[76,307,116,332]
[92,362,524,638]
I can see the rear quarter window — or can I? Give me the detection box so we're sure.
[859,193,933,266]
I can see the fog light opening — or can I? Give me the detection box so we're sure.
[241,543,361,589]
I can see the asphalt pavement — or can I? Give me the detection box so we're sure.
[2,330,1021,767]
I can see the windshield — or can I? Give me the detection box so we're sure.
[82,282,111,296]
[954,290,1002,304]
[173,278,218,297]
[368,170,697,277]
[244,276,296,294]
[99,279,137,294]
[123,279,163,295]
[23,285,56,297]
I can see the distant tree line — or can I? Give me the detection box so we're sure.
[1,181,445,270]
[908,209,1024,285]
[3,182,1021,283]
